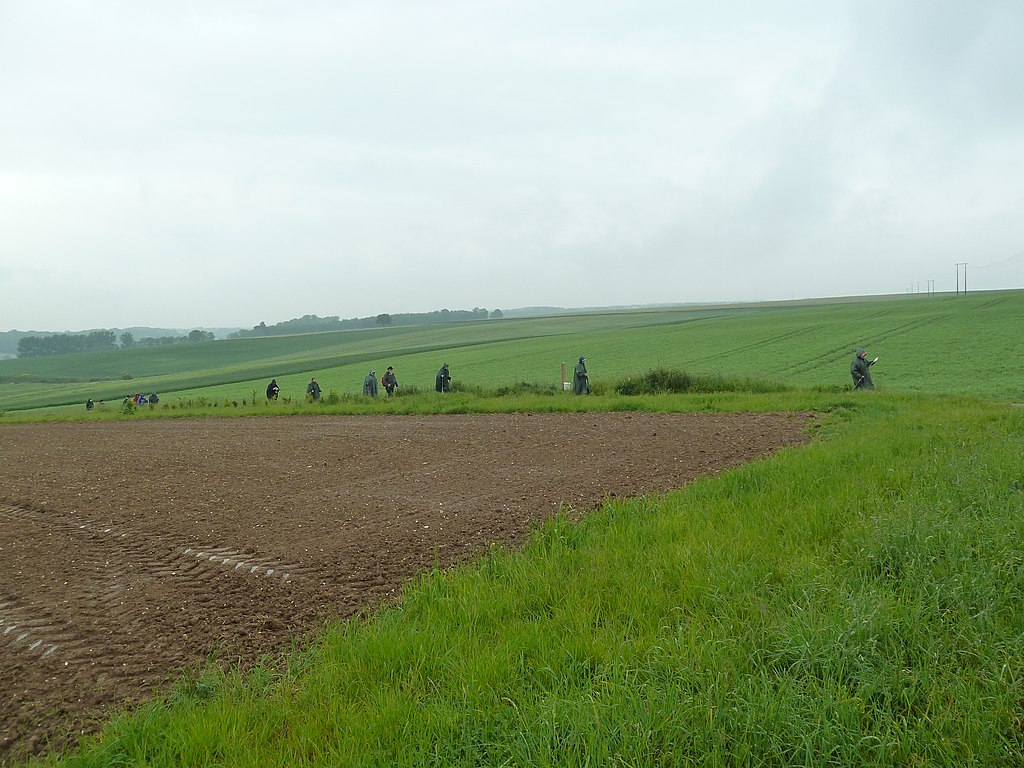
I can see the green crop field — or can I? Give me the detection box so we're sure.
[8,290,1024,766]
[2,290,1022,417]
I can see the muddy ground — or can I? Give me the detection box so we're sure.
[0,412,816,763]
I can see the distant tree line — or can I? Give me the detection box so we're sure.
[118,330,215,348]
[228,307,503,339]
[13,306,510,356]
[16,329,215,358]
[17,330,117,357]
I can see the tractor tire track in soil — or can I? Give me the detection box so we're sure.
[0,411,817,763]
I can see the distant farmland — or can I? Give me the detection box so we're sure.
[3,290,1022,414]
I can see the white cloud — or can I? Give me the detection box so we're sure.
[1,0,1022,329]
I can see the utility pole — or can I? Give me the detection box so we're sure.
[955,262,968,295]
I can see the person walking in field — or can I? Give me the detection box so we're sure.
[266,378,280,400]
[307,376,322,401]
[573,355,591,395]
[851,348,877,390]
[363,369,379,397]
[435,363,452,393]
[382,366,398,396]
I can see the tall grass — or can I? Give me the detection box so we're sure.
[30,394,1024,766]
[1,371,852,423]
[614,367,789,395]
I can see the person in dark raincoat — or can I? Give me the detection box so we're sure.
[382,366,398,396]
[435,363,452,393]
[266,379,280,400]
[851,348,876,390]
[363,369,379,397]
[307,377,322,401]
[573,356,591,395]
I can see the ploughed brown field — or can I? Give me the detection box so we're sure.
[0,412,816,763]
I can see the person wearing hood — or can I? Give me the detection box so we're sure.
[266,378,280,400]
[573,355,591,395]
[435,363,452,393]
[307,377,322,401]
[851,348,877,390]
[363,369,379,398]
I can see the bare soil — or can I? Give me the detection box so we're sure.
[0,412,816,763]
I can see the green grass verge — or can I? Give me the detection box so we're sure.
[25,393,1024,766]
[0,372,855,423]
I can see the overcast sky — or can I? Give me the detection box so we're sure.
[1,1,1022,331]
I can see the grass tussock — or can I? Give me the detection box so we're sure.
[614,367,789,395]
[26,395,1024,766]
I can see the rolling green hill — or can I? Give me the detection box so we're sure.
[3,291,1021,413]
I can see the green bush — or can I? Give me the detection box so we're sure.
[615,367,788,395]
[493,381,561,397]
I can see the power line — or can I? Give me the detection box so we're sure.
[972,251,1024,270]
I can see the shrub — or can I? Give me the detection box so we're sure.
[615,367,788,395]
[616,368,693,395]
[386,384,419,397]
[493,381,561,397]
